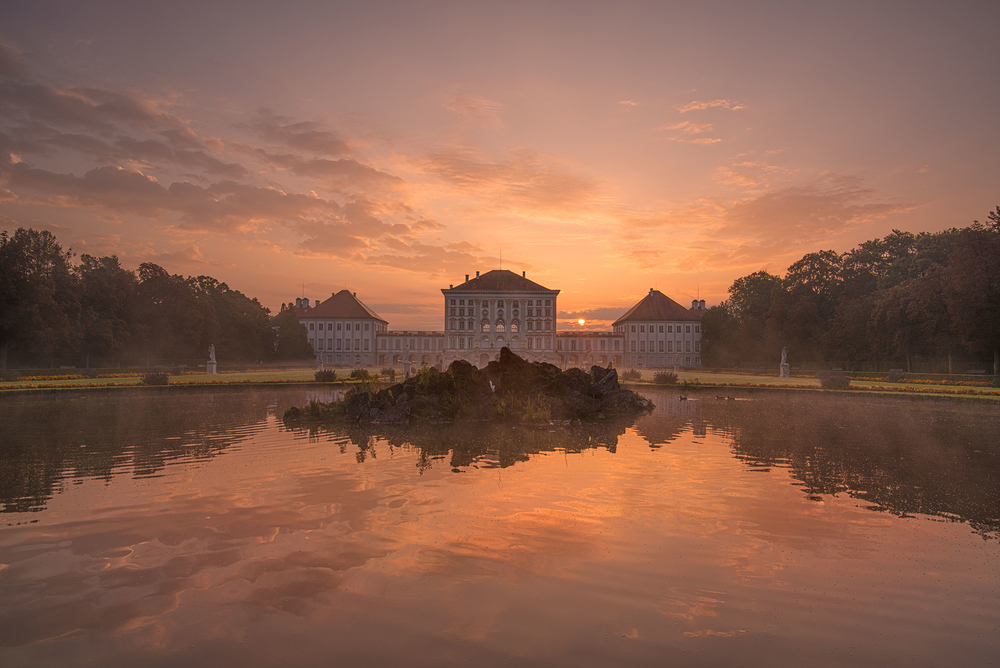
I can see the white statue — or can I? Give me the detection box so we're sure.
[209,344,216,363]
[781,347,788,365]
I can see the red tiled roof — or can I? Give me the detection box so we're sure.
[445,269,557,293]
[613,289,703,325]
[298,290,386,322]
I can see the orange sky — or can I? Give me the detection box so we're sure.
[1,2,998,330]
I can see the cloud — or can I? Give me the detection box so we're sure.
[246,110,350,156]
[660,121,713,134]
[619,100,638,107]
[659,121,721,145]
[0,41,27,79]
[445,95,503,128]
[678,99,745,113]
[411,146,600,213]
[715,160,787,189]
[618,175,911,271]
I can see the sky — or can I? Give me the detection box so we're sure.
[1,1,998,330]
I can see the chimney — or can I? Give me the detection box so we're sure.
[650,288,654,294]
[692,299,698,309]
[295,297,301,308]
[476,271,480,278]
[303,298,310,308]
[701,299,706,309]
[522,271,526,278]
[353,292,356,297]
[449,284,453,289]
[465,274,469,282]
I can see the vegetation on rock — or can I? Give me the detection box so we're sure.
[284,347,653,425]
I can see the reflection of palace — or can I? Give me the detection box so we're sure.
[293,269,705,369]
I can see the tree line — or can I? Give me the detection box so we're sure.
[0,228,314,370]
[701,207,1000,374]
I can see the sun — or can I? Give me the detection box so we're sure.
[577,318,586,326]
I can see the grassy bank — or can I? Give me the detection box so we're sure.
[3,366,999,401]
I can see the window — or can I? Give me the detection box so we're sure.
[460,299,465,305]
[498,300,504,308]
[326,323,332,330]
[318,339,324,350]
[545,300,551,305]
[615,340,620,350]
[482,322,489,332]
[364,323,369,331]
[686,341,691,352]
[424,339,430,349]
[668,341,673,352]
[659,325,664,333]
[309,323,314,330]
[668,325,673,333]
[631,325,636,332]
[511,322,518,332]
[571,340,577,351]
[336,339,342,350]
[450,308,456,316]
[695,325,701,333]
[695,341,701,352]
[528,321,534,331]
[685,325,691,333]
[600,340,606,350]
[640,341,645,352]
[640,325,645,333]
[364,340,369,351]
[545,308,551,316]
[658,341,664,352]
[631,341,636,352]
[557,339,563,350]
[337,323,342,330]
[355,338,360,350]
[527,300,533,306]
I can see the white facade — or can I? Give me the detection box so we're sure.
[296,280,704,370]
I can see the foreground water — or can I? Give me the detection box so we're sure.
[1,388,998,667]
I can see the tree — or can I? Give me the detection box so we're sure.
[75,254,138,368]
[944,225,1000,374]
[273,304,315,360]
[134,263,206,366]
[0,228,78,369]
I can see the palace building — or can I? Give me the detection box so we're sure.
[294,270,705,369]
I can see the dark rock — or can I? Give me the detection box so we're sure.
[285,347,653,425]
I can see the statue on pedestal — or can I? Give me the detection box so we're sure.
[206,344,218,375]
[779,346,791,378]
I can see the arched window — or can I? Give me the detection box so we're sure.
[496,336,505,346]
[482,321,490,332]
[511,321,519,332]
[496,321,505,333]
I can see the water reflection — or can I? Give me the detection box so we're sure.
[0,389,336,513]
[1,388,999,666]
[637,390,1000,539]
[292,419,633,471]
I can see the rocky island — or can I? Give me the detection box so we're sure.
[284,347,653,424]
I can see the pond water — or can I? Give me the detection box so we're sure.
[1,387,999,667]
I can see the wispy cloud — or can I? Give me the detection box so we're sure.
[678,99,745,113]
[445,95,504,128]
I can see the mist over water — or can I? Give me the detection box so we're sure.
[1,387,998,666]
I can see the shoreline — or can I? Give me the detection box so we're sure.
[1,376,998,406]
